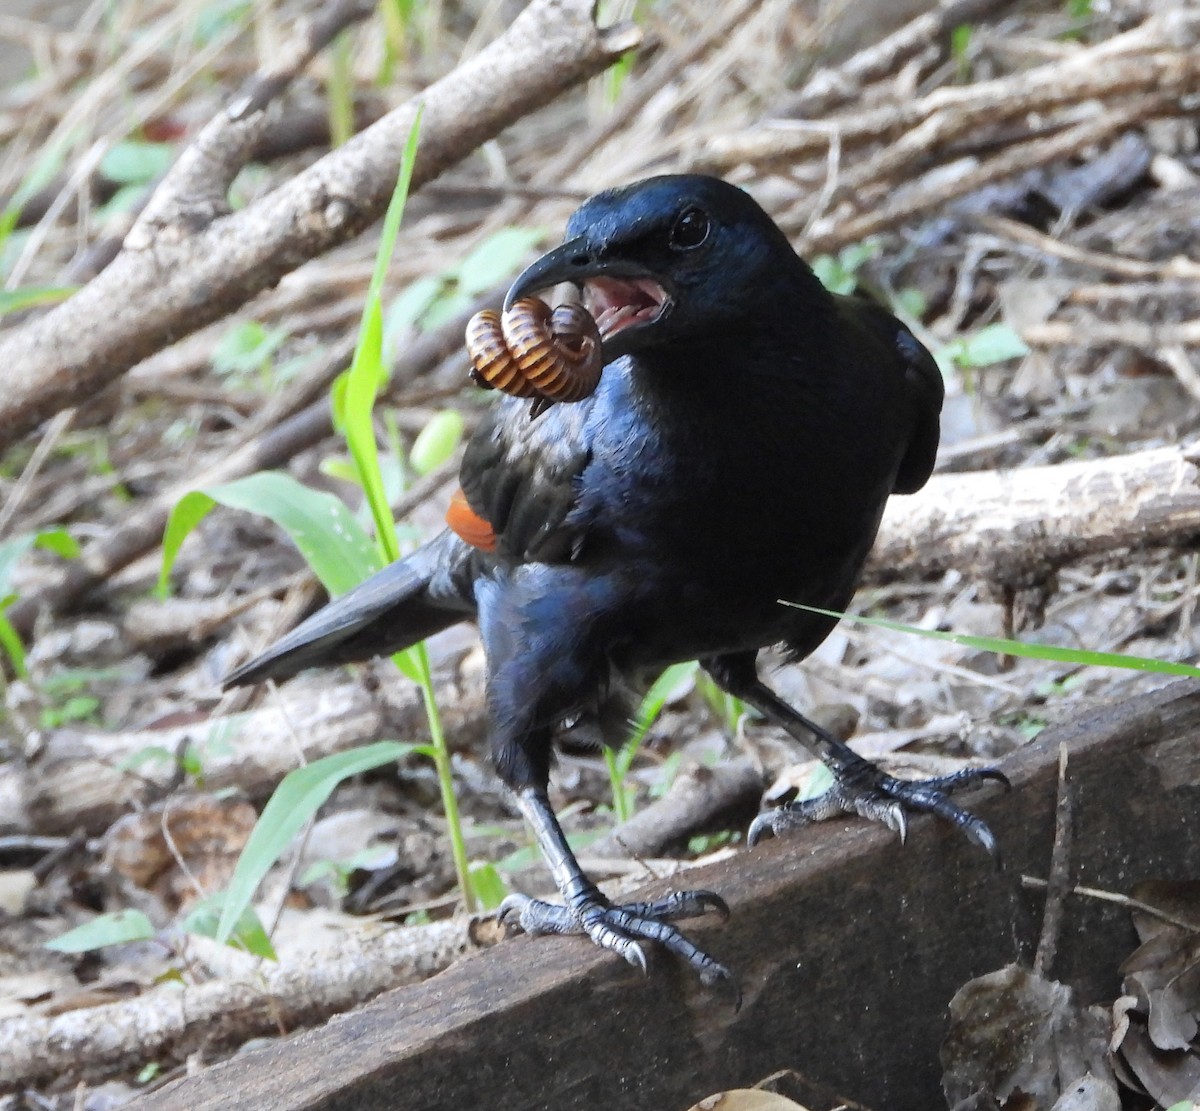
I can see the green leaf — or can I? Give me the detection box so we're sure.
[158,491,217,596]
[783,602,1200,679]
[456,227,543,297]
[947,323,1029,369]
[183,893,277,960]
[0,139,67,249]
[951,23,972,58]
[420,286,473,331]
[159,474,378,598]
[212,320,287,378]
[0,612,26,677]
[101,140,174,185]
[33,527,80,559]
[341,107,424,568]
[0,285,75,316]
[607,660,699,821]
[467,861,509,910]
[45,909,156,952]
[409,410,463,476]
[117,744,176,772]
[623,661,699,765]
[344,299,398,564]
[366,106,423,307]
[384,274,444,338]
[0,528,78,594]
[0,534,37,595]
[215,741,430,944]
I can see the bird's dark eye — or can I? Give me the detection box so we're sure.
[669,206,710,250]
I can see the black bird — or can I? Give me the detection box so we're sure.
[224,174,1003,987]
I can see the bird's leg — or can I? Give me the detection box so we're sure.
[702,654,1008,859]
[497,787,735,993]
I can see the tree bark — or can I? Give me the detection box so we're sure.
[0,0,640,453]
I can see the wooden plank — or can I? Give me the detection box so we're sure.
[132,680,1200,1111]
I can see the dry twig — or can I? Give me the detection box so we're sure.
[0,0,641,453]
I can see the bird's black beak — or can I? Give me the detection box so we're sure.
[504,237,599,311]
[505,237,673,360]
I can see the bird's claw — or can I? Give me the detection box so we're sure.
[749,763,1006,864]
[496,887,735,996]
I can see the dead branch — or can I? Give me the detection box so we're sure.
[588,758,763,860]
[0,0,641,454]
[0,916,472,1091]
[3,294,483,642]
[694,13,1199,173]
[798,93,1178,251]
[1,671,486,837]
[867,443,1200,591]
[1022,320,1200,348]
[776,0,1020,120]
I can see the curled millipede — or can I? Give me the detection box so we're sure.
[465,298,603,417]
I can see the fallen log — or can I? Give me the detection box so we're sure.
[127,680,1200,1110]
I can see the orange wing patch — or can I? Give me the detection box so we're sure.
[446,488,497,552]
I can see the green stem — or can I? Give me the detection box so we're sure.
[604,746,630,823]
[328,32,355,148]
[411,642,474,909]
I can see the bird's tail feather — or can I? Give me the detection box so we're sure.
[223,530,478,688]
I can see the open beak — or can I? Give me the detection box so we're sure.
[505,236,673,359]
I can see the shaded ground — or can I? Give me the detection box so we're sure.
[1,0,1200,1105]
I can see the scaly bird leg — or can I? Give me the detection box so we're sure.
[497,787,737,998]
[703,655,1008,861]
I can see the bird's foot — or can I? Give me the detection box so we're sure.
[498,887,737,998]
[748,764,1009,861]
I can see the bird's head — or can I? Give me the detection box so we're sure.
[504,175,811,362]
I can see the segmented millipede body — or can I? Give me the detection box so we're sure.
[465,298,603,415]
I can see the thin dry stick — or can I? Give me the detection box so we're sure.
[799,94,1172,250]
[779,0,1019,118]
[1023,318,1200,347]
[977,214,1200,280]
[1032,745,1072,980]
[1021,876,1200,935]
[0,0,641,454]
[0,408,74,538]
[696,13,1199,171]
[1159,347,1200,406]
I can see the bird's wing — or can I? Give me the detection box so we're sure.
[457,393,595,564]
[838,294,944,495]
[890,323,944,495]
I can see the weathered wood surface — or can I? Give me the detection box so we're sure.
[132,681,1200,1111]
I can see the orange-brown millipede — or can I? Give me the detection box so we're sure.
[465,298,603,417]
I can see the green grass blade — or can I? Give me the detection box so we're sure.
[183,893,277,959]
[0,529,79,672]
[409,410,463,476]
[0,285,76,317]
[216,741,430,944]
[159,491,216,596]
[45,909,156,952]
[327,32,355,148]
[159,474,379,599]
[782,602,1200,679]
[367,105,422,307]
[344,298,399,562]
[467,861,509,910]
[606,660,698,821]
[0,612,26,677]
[341,106,424,565]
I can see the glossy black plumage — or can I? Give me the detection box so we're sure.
[226,174,1001,987]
